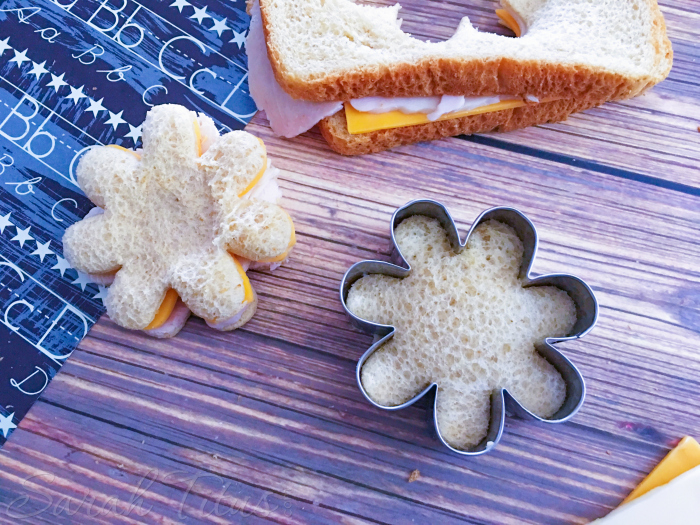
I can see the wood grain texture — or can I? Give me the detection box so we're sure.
[1,1,699,523]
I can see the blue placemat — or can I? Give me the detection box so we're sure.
[0,0,256,445]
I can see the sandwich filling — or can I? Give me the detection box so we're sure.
[247,0,535,137]
[495,8,523,38]
[145,289,180,330]
[344,96,534,134]
[143,298,191,338]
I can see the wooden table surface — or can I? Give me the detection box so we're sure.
[1,1,698,523]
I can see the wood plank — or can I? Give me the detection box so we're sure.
[1,412,364,524]
[4,117,695,522]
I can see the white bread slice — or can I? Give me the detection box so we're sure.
[63,104,295,333]
[260,0,672,103]
[346,217,577,449]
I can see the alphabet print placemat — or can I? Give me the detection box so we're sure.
[0,0,256,446]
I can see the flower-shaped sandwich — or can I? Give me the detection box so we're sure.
[341,201,597,454]
[63,104,295,338]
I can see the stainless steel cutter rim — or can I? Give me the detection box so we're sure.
[340,199,599,456]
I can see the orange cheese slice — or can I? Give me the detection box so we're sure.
[622,436,700,505]
[193,118,203,157]
[496,9,522,37]
[147,261,253,328]
[238,138,268,197]
[345,98,527,135]
[239,156,268,197]
[257,252,289,264]
[232,255,254,304]
[107,144,141,160]
[145,289,179,330]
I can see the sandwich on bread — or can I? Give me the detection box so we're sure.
[246,0,672,155]
[63,104,295,338]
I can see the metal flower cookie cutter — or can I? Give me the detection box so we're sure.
[339,200,598,455]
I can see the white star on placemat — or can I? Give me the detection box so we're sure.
[0,412,16,438]
[86,97,106,118]
[105,110,126,130]
[229,30,246,49]
[190,5,211,24]
[0,212,13,234]
[93,285,109,304]
[66,85,87,104]
[170,0,191,12]
[210,17,229,37]
[9,48,29,67]
[52,255,71,277]
[124,124,142,143]
[0,37,11,56]
[31,239,54,262]
[72,271,93,291]
[28,60,48,80]
[11,225,33,248]
[47,73,68,92]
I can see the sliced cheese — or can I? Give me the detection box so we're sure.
[238,138,268,197]
[232,255,254,304]
[345,99,527,135]
[107,144,141,160]
[239,157,268,197]
[623,436,700,504]
[193,117,203,157]
[257,251,289,264]
[495,9,522,37]
[591,465,700,524]
[145,289,179,330]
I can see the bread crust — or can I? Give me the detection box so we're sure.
[647,0,674,81]
[318,98,603,155]
[217,291,259,331]
[259,0,672,103]
[267,55,660,104]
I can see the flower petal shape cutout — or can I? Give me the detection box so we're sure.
[340,200,598,455]
[63,104,295,335]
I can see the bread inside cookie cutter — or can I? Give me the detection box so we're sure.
[340,200,598,455]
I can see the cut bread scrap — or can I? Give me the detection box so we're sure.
[495,9,522,37]
[344,97,528,134]
[145,289,179,330]
[346,216,577,449]
[259,0,671,102]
